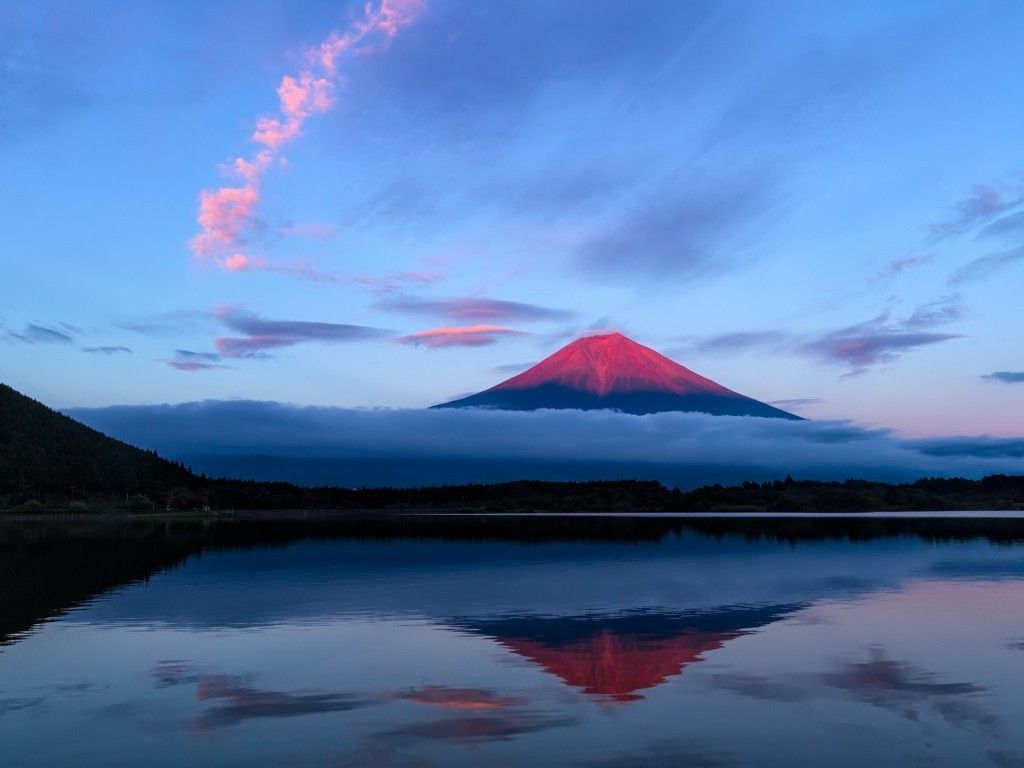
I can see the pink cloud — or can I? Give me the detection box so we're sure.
[223,254,262,272]
[398,325,527,349]
[189,186,260,269]
[190,0,424,272]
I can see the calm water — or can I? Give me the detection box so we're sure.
[2,515,1024,767]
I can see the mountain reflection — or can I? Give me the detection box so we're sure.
[460,607,796,701]
[5,520,1024,767]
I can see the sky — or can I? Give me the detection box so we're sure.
[3,0,1024,441]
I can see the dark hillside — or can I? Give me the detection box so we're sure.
[0,383,194,495]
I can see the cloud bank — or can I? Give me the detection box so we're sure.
[67,401,1024,488]
[984,371,1024,384]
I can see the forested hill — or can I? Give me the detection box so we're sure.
[0,383,194,495]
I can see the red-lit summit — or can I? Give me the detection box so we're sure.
[435,332,800,419]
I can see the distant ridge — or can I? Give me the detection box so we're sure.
[434,332,800,419]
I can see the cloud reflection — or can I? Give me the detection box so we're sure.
[151,661,368,730]
[395,686,524,710]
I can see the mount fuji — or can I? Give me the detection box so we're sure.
[434,332,800,420]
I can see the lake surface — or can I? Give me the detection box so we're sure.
[3,515,1024,767]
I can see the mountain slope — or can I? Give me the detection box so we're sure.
[0,383,194,493]
[434,333,800,419]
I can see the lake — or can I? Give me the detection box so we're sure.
[2,514,1024,767]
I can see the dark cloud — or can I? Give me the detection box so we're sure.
[574,176,773,281]
[949,244,1024,286]
[910,436,1024,459]
[984,371,1024,384]
[81,345,131,355]
[7,323,74,344]
[65,401,1024,488]
[377,296,575,323]
[214,308,392,359]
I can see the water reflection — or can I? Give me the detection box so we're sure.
[1,516,1024,767]
[461,607,796,701]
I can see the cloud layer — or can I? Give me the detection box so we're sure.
[984,371,1024,384]
[67,401,1024,488]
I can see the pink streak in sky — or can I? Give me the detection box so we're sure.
[189,0,424,272]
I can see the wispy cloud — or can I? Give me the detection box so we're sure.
[81,345,132,355]
[118,310,213,336]
[350,270,445,296]
[802,325,959,374]
[902,294,964,329]
[378,295,574,323]
[574,175,773,281]
[164,349,228,372]
[7,323,74,345]
[189,0,423,272]
[677,297,962,375]
[983,371,1024,384]
[491,361,534,376]
[398,325,526,349]
[682,330,790,356]
[877,254,933,279]
[276,222,339,239]
[769,398,822,409]
[214,307,391,358]
[929,182,1024,241]
[802,297,964,374]
[949,244,1024,286]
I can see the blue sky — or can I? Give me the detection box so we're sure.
[3,0,1024,438]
